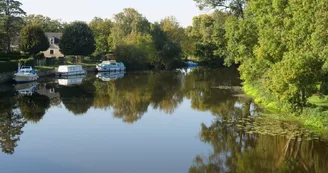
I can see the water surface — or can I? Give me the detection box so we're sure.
[0,68,327,173]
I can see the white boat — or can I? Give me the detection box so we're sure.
[56,65,86,76]
[96,72,125,81]
[96,60,126,72]
[13,66,39,83]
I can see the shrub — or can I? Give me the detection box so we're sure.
[65,56,76,64]
[35,52,45,59]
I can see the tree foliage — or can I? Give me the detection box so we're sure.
[24,14,65,32]
[187,11,229,65]
[0,0,26,51]
[19,24,49,56]
[111,8,184,69]
[223,0,328,111]
[109,8,150,48]
[89,17,113,53]
[59,21,96,56]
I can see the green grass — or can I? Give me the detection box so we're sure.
[35,66,56,71]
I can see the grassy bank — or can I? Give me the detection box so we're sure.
[243,83,328,138]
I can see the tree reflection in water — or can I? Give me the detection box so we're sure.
[190,110,328,173]
[0,92,26,155]
[56,78,96,115]
[0,67,328,171]
[18,93,51,123]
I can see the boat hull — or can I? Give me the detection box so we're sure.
[56,70,86,76]
[13,75,38,83]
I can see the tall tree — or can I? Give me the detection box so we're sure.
[59,21,96,56]
[150,22,183,69]
[19,24,49,56]
[187,11,229,65]
[89,17,113,53]
[0,0,26,51]
[24,14,64,32]
[109,8,150,48]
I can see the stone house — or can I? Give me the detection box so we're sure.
[43,32,64,58]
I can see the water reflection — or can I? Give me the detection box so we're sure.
[15,82,37,96]
[57,75,86,86]
[0,91,27,155]
[96,72,125,81]
[190,117,328,173]
[0,67,327,173]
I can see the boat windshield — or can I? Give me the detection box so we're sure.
[19,69,35,74]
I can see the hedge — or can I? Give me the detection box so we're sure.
[0,61,19,73]
[0,51,28,61]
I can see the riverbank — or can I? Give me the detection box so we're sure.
[243,83,328,138]
[0,65,97,84]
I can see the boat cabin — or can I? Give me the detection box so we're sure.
[58,65,83,72]
[57,65,86,76]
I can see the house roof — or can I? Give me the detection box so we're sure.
[45,32,63,39]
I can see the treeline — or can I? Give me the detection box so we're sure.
[192,0,328,113]
[90,9,188,69]
[0,0,195,69]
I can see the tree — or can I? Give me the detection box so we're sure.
[59,21,96,56]
[114,33,153,70]
[150,22,183,69]
[89,17,113,53]
[187,11,229,65]
[0,0,26,51]
[109,8,150,48]
[19,24,49,56]
[222,0,328,111]
[24,14,64,32]
[160,16,184,43]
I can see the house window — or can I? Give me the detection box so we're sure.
[50,38,54,44]
[50,50,54,55]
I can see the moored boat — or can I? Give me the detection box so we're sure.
[96,60,126,72]
[13,66,39,83]
[56,65,86,76]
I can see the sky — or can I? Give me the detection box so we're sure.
[19,0,205,27]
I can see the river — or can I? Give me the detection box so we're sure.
[0,67,327,173]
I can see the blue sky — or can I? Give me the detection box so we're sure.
[20,0,205,27]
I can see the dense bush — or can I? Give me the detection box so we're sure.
[114,44,149,70]
[0,61,19,73]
